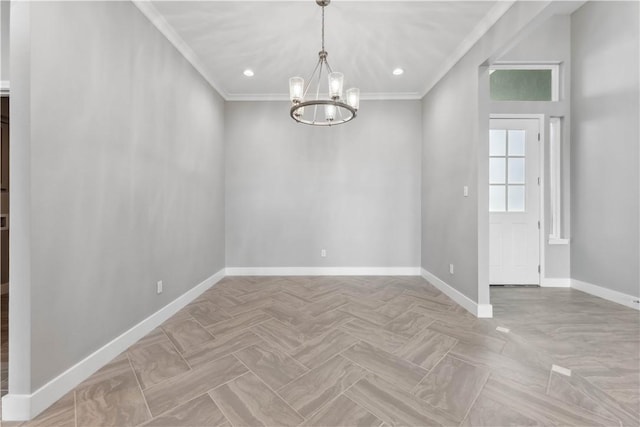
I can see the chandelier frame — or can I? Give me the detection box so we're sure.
[289,0,359,126]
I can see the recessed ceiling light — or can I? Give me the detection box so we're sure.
[243,69,255,77]
[393,68,404,76]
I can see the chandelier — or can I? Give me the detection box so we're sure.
[289,0,360,126]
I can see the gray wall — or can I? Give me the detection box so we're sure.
[570,1,639,296]
[492,15,572,280]
[421,1,549,303]
[225,101,421,268]
[12,1,225,391]
[422,62,481,300]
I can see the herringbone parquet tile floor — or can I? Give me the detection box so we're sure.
[6,276,640,426]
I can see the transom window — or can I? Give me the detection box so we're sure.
[489,129,526,212]
[489,64,559,102]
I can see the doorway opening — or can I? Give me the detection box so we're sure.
[489,117,542,286]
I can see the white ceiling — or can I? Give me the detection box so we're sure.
[140,1,513,100]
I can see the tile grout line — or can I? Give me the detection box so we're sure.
[256,341,314,374]
[546,371,625,427]
[309,302,350,318]
[205,312,274,339]
[457,369,492,427]
[224,301,274,319]
[486,371,627,426]
[340,325,444,374]
[160,328,194,371]
[249,319,305,354]
[207,386,241,427]
[335,338,362,358]
[388,317,437,347]
[199,294,235,319]
[276,353,348,396]
[338,373,422,426]
[337,325,400,355]
[284,327,340,358]
[208,369,252,394]
[336,340,402,389]
[148,390,233,425]
[184,307,219,333]
[545,368,553,395]
[135,336,257,396]
[409,345,454,395]
[230,353,308,422]
[155,368,255,427]
[233,354,308,422]
[446,351,491,371]
[301,368,369,423]
[341,392,386,427]
[126,352,153,421]
[183,310,219,342]
[188,335,266,368]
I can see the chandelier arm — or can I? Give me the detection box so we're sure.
[324,60,333,75]
[316,58,324,101]
[302,58,322,100]
[313,59,324,123]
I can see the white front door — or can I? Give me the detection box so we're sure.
[489,119,540,285]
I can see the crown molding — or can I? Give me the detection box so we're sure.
[134,0,514,103]
[132,0,229,100]
[226,92,422,102]
[420,1,515,98]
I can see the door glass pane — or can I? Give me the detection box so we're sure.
[490,185,506,212]
[508,185,525,212]
[489,158,506,184]
[490,130,506,156]
[508,158,525,184]
[508,130,525,156]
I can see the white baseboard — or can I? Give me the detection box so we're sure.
[1,395,29,420]
[571,279,640,311]
[540,277,571,287]
[476,303,493,318]
[225,267,421,276]
[420,269,493,318]
[1,269,226,421]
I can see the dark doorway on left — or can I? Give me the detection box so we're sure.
[1,95,9,396]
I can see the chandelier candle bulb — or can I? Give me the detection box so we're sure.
[346,88,360,110]
[325,104,336,121]
[289,77,304,103]
[328,72,344,99]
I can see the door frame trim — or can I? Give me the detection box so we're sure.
[489,113,545,285]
